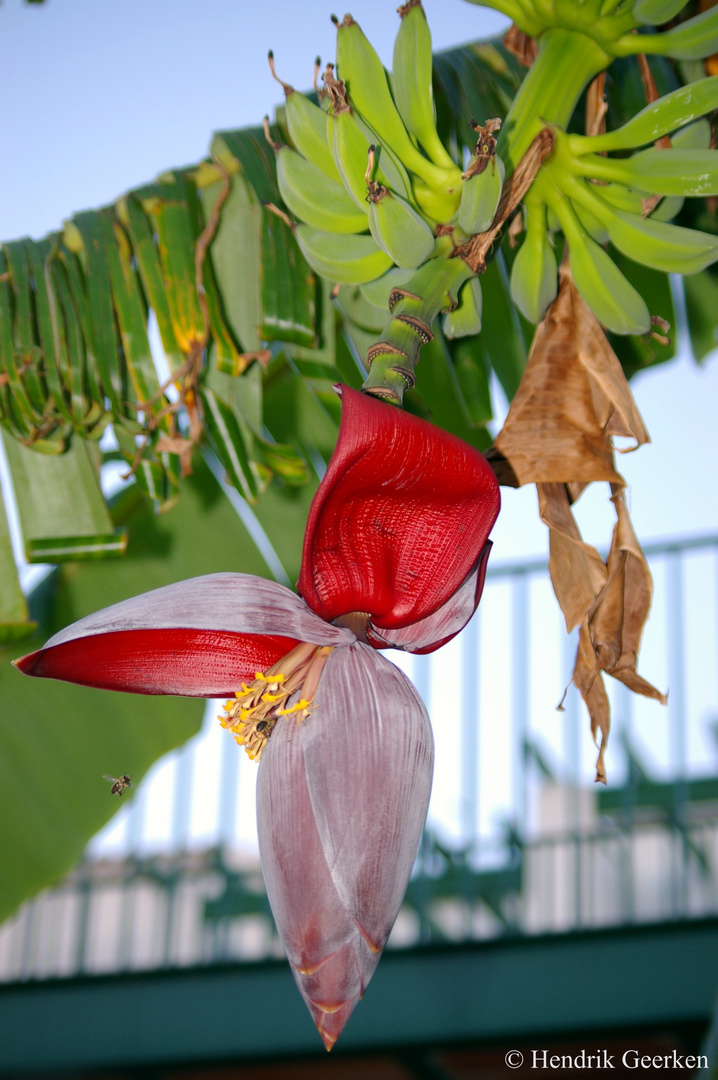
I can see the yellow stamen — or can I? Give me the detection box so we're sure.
[277,698,312,716]
[218,643,334,761]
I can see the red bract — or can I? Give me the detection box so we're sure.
[14,385,499,1049]
[299,387,499,640]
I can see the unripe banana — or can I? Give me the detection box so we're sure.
[275,143,368,234]
[443,276,482,339]
[572,201,609,245]
[602,207,718,274]
[412,175,462,224]
[367,173,436,269]
[633,0,689,25]
[333,14,460,192]
[268,53,341,183]
[392,0,457,172]
[458,119,504,235]
[593,183,645,214]
[650,195,684,222]
[568,176,718,274]
[295,225,392,284]
[595,182,682,223]
[359,267,415,312]
[572,77,718,155]
[323,68,413,209]
[672,118,711,149]
[509,201,558,323]
[352,111,415,202]
[549,192,651,335]
[582,147,718,198]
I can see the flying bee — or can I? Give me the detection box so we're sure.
[103,774,132,797]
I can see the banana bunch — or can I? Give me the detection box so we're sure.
[510,76,718,335]
[266,3,483,300]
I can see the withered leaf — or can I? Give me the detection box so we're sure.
[494,264,664,783]
[493,264,648,486]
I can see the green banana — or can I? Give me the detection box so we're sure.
[323,68,413,209]
[572,76,718,154]
[443,276,482,339]
[367,157,436,269]
[603,207,718,275]
[268,53,342,183]
[671,118,712,149]
[548,191,651,335]
[568,176,718,274]
[333,14,460,192]
[392,0,457,172]
[617,6,718,60]
[359,267,416,311]
[274,141,368,233]
[650,195,684,223]
[334,284,387,333]
[411,175,462,224]
[295,225,392,284]
[580,147,718,198]
[458,120,505,235]
[633,0,690,25]
[573,200,609,245]
[592,182,683,224]
[509,200,558,323]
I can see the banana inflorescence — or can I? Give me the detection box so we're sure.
[263,2,507,402]
[511,74,718,335]
[265,0,718,399]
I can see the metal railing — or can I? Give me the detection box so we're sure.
[1,533,717,981]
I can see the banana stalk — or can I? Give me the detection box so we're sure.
[361,256,475,403]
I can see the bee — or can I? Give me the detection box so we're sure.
[103,774,132,797]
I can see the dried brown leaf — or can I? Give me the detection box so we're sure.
[503,23,538,68]
[493,266,648,486]
[493,265,664,783]
[537,482,607,633]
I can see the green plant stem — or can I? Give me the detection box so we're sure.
[497,28,611,171]
[361,257,474,404]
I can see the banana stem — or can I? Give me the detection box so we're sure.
[361,257,474,404]
[497,29,610,171]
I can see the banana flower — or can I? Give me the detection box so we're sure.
[14,386,500,1049]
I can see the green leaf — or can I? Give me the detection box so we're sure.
[67,212,125,417]
[407,332,492,451]
[433,39,523,159]
[683,268,718,362]
[0,453,275,922]
[199,385,260,501]
[202,171,264,355]
[103,210,164,410]
[134,176,205,355]
[252,479,319,586]
[606,250,676,379]
[2,433,126,562]
[2,241,49,421]
[23,239,75,429]
[118,195,185,373]
[0,482,34,645]
[480,253,528,402]
[211,128,317,348]
[447,335,494,430]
